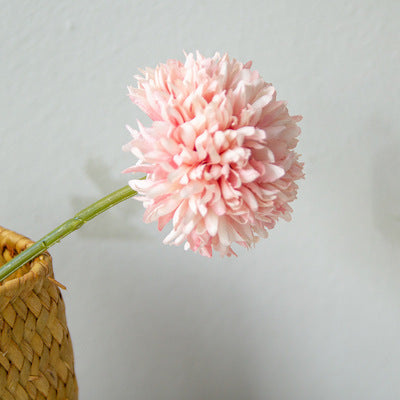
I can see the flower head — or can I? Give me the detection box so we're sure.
[123,52,303,257]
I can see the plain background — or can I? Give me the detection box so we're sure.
[1,1,399,399]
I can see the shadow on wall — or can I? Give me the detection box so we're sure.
[70,158,147,240]
[372,124,400,245]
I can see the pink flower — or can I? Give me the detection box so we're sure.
[123,52,303,257]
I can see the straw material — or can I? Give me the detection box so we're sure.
[0,226,78,400]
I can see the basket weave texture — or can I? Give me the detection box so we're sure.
[0,226,78,400]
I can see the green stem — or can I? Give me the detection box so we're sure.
[0,184,138,282]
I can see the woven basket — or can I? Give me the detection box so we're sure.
[0,226,78,400]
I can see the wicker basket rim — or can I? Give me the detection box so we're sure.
[0,225,52,297]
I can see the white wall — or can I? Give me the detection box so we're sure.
[1,1,399,399]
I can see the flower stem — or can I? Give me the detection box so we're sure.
[0,184,138,282]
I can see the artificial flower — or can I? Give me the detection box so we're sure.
[124,51,303,257]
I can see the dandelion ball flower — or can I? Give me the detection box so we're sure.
[123,52,304,257]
